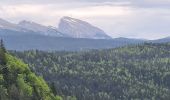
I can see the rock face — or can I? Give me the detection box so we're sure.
[0,18,65,37]
[58,17,111,39]
[0,18,23,31]
[18,20,65,37]
[0,17,111,39]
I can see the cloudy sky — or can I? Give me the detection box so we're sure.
[0,0,170,40]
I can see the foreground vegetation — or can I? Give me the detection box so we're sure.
[0,40,62,100]
[11,42,170,100]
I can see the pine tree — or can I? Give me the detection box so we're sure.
[0,39,9,87]
[50,82,57,95]
[0,39,7,65]
[0,39,6,53]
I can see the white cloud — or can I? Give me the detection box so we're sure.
[0,3,132,25]
[66,6,132,18]
[82,6,170,39]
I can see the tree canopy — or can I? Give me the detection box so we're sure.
[0,40,62,100]
[11,42,170,100]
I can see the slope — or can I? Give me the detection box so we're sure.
[0,41,62,100]
[18,20,65,37]
[12,42,170,100]
[58,16,111,39]
[1,34,144,51]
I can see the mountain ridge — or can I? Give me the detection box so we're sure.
[0,17,170,51]
[0,17,112,39]
[58,16,112,39]
[18,20,65,37]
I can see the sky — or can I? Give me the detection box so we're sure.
[0,0,170,40]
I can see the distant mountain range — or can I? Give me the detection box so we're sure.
[18,20,65,37]
[0,16,111,39]
[0,17,170,51]
[0,18,65,37]
[0,34,144,51]
[151,37,170,43]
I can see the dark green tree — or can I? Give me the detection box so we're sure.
[11,42,170,100]
[0,39,9,87]
[0,39,7,66]
[50,82,57,95]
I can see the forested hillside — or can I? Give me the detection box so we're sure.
[12,42,170,100]
[1,34,143,51]
[0,40,62,100]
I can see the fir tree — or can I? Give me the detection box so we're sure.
[0,39,9,87]
[0,39,7,65]
[50,82,57,95]
[0,39,6,53]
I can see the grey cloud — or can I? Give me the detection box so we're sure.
[1,0,170,8]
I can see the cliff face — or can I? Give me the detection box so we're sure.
[58,16,111,39]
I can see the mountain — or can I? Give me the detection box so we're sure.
[1,34,144,51]
[0,19,37,37]
[0,18,144,51]
[1,17,170,51]
[18,20,65,37]
[151,36,170,43]
[58,16,112,39]
[0,17,112,39]
[0,18,24,31]
[0,18,65,37]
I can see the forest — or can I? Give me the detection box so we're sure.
[0,40,63,100]
[11,42,170,100]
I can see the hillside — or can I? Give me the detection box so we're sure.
[12,42,170,100]
[1,34,144,51]
[0,41,62,100]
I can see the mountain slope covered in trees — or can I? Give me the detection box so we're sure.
[1,34,144,51]
[12,42,170,100]
[0,40,62,100]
